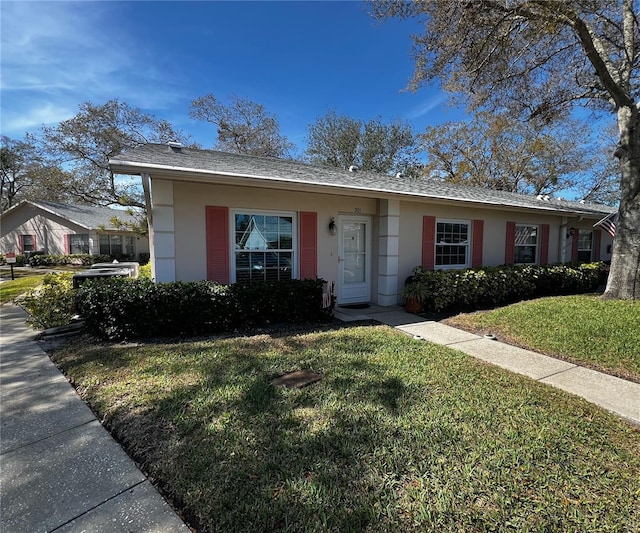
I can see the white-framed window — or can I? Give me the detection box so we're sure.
[435,219,470,268]
[515,225,538,264]
[232,210,295,282]
[69,234,90,254]
[577,230,593,262]
[99,234,135,256]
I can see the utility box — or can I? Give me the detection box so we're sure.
[72,268,131,289]
[90,262,140,278]
[72,261,140,289]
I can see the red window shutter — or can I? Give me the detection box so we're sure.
[206,206,230,283]
[540,224,550,264]
[505,222,516,265]
[422,216,436,270]
[593,229,601,261]
[571,229,579,262]
[18,235,23,253]
[64,234,70,254]
[471,219,484,268]
[299,211,317,279]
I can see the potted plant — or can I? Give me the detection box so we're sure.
[401,281,427,314]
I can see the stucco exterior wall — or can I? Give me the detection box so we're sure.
[0,207,85,254]
[0,205,150,258]
[149,176,613,305]
[165,179,379,291]
[396,200,613,284]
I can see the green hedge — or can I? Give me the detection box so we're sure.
[410,262,608,313]
[75,278,332,340]
[0,254,26,266]
[28,254,117,267]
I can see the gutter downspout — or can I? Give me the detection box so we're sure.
[141,173,155,280]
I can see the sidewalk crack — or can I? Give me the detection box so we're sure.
[0,419,97,456]
[537,365,578,382]
[48,480,148,532]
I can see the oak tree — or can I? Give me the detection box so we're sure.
[421,113,593,195]
[1,136,73,211]
[190,94,294,158]
[372,0,640,299]
[41,99,187,209]
[305,110,420,175]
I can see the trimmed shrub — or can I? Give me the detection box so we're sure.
[22,273,77,329]
[138,263,152,279]
[28,254,116,267]
[411,262,607,313]
[75,278,330,340]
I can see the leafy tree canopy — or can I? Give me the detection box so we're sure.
[40,99,188,208]
[1,135,74,212]
[421,112,600,196]
[305,110,420,175]
[190,94,295,158]
[371,0,640,299]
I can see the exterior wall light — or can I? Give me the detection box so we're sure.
[568,227,576,237]
[328,217,337,236]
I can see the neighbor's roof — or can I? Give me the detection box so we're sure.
[1,200,138,231]
[109,143,616,218]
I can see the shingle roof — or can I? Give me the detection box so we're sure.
[2,200,139,230]
[109,143,616,219]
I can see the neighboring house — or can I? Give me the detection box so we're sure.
[0,200,150,259]
[109,143,615,306]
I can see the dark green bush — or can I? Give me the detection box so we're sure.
[75,278,331,340]
[28,254,115,267]
[411,262,607,313]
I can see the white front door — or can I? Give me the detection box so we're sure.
[338,215,372,305]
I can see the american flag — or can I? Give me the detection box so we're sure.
[594,212,618,237]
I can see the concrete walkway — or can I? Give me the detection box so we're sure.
[334,305,640,426]
[0,303,190,533]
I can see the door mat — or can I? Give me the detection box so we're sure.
[339,304,371,310]
[270,370,323,389]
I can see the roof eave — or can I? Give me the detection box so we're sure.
[109,158,610,219]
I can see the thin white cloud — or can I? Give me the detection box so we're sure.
[406,94,448,120]
[0,1,185,137]
[2,103,75,132]
[1,2,130,93]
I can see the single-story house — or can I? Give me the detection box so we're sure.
[0,200,150,260]
[109,142,615,306]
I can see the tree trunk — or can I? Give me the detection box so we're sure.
[602,105,640,300]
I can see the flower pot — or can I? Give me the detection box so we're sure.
[404,297,423,314]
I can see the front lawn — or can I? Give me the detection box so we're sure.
[0,274,45,304]
[445,294,640,383]
[52,326,639,532]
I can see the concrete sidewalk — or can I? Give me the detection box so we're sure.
[0,303,190,533]
[334,305,640,426]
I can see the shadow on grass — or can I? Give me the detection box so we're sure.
[51,324,640,533]
[81,332,415,532]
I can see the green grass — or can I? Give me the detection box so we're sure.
[53,326,640,532]
[0,274,45,304]
[445,295,640,382]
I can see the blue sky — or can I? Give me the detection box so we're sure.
[1,1,466,154]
